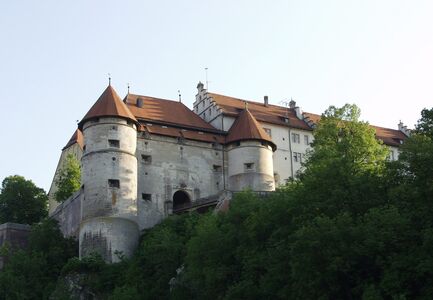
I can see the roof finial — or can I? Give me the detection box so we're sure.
[108,73,111,86]
[127,82,130,94]
[205,67,209,90]
[178,90,182,102]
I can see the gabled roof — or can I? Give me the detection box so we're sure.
[210,92,408,147]
[125,94,217,131]
[63,129,84,150]
[373,126,407,147]
[209,93,311,130]
[78,85,137,129]
[226,108,276,151]
[303,112,408,147]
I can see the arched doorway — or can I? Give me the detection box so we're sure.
[173,190,191,211]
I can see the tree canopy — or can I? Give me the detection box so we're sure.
[2,104,433,299]
[54,154,81,202]
[0,175,48,224]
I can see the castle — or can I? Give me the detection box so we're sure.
[48,82,410,262]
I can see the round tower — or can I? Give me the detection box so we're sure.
[226,107,276,192]
[78,85,139,263]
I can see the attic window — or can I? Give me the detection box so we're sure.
[108,139,120,148]
[108,179,120,188]
[281,117,289,123]
[141,155,152,164]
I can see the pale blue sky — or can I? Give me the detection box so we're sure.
[1,0,432,191]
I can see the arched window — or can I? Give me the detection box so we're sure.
[173,190,191,211]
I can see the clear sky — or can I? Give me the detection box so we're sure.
[1,0,432,191]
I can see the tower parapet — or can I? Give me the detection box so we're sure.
[78,85,139,262]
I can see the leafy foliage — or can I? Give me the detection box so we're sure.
[0,175,48,224]
[3,104,433,299]
[54,154,81,203]
[0,219,78,300]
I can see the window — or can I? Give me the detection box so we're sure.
[389,150,395,161]
[108,139,120,148]
[304,135,310,145]
[293,152,302,163]
[141,154,152,164]
[263,128,272,137]
[142,193,151,201]
[291,133,300,143]
[244,162,255,171]
[213,165,222,172]
[108,179,120,188]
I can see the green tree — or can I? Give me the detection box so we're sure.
[298,104,389,218]
[0,218,78,300]
[54,154,81,202]
[0,175,48,224]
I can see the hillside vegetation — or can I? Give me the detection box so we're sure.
[1,105,433,299]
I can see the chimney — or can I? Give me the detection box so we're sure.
[398,121,411,137]
[264,95,269,106]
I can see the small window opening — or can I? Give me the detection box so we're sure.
[142,193,151,201]
[244,163,255,171]
[108,179,120,188]
[109,139,120,148]
[213,165,222,172]
[111,126,117,131]
[141,155,152,164]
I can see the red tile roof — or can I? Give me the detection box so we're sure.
[210,93,407,147]
[226,108,276,151]
[373,126,407,147]
[209,93,311,130]
[140,124,225,144]
[125,94,216,131]
[79,85,138,129]
[63,129,84,150]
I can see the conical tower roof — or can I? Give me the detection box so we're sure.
[78,85,138,129]
[63,129,84,150]
[226,108,276,151]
